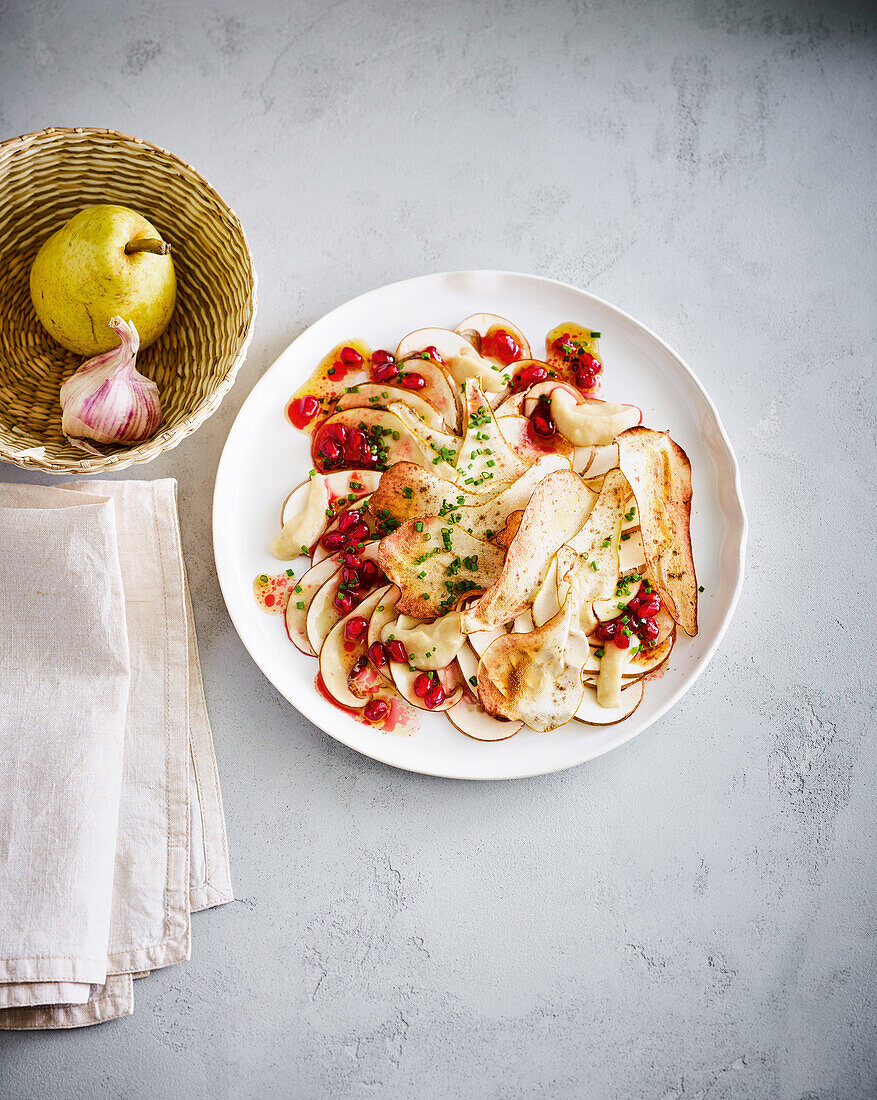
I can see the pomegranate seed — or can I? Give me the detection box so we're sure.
[614,632,631,650]
[579,351,601,374]
[368,642,389,668]
[341,565,360,587]
[636,595,661,618]
[349,522,370,541]
[575,366,597,390]
[346,427,366,455]
[512,364,549,390]
[338,509,361,533]
[483,329,521,364]
[423,345,443,363]
[321,529,347,551]
[340,346,362,365]
[414,673,432,698]
[341,548,361,568]
[372,361,399,383]
[639,617,660,642]
[424,684,446,709]
[359,559,380,586]
[364,699,389,722]
[334,591,356,614]
[372,349,395,366]
[399,372,426,390]
[318,437,341,461]
[344,616,368,642]
[386,639,408,663]
[595,620,617,642]
[296,394,320,420]
[326,422,348,446]
[553,333,575,354]
[530,411,555,438]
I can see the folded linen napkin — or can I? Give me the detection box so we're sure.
[0,479,232,1029]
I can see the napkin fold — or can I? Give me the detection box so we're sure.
[0,480,232,1029]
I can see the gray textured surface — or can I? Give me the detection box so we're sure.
[1,0,875,1096]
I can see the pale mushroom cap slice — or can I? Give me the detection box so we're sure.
[574,679,644,726]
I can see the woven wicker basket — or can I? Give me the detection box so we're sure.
[0,126,257,473]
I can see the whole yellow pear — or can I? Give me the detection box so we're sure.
[30,204,176,355]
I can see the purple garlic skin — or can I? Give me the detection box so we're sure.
[60,317,162,445]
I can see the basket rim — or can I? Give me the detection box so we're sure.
[0,125,258,475]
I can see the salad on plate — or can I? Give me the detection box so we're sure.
[253,314,697,742]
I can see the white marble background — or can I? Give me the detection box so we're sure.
[0,0,875,1096]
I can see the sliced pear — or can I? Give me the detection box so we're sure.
[532,556,561,627]
[617,427,698,637]
[619,528,647,574]
[366,585,401,686]
[306,542,382,654]
[493,390,527,418]
[285,555,344,656]
[477,583,591,732]
[555,468,627,634]
[271,475,330,560]
[447,645,523,742]
[512,609,535,633]
[396,328,506,393]
[378,517,505,619]
[596,641,630,708]
[281,469,381,530]
[455,379,530,488]
[462,470,596,632]
[574,680,644,726]
[313,408,425,473]
[311,493,378,564]
[379,610,465,670]
[524,386,641,447]
[572,444,619,477]
[385,399,461,479]
[497,414,575,465]
[319,586,392,708]
[454,313,531,360]
[388,654,463,712]
[466,623,508,658]
[335,382,446,430]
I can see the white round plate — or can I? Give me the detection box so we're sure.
[214,271,746,780]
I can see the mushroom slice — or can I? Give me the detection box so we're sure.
[396,328,506,393]
[334,383,447,430]
[477,582,591,732]
[306,542,382,654]
[447,644,523,742]
[462,470,596,633]
[532,556,561,627]
[378,518,505,619]
[573,680,644,726]
[572,444,619,477]
[319,586,392,708]
[617,427,698,636]
[455,313,531,360]
[455,379,530,487]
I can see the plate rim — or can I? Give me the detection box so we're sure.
[213,269,748,780]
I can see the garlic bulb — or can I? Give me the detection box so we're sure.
[60,317,162,446]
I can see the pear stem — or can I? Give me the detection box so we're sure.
[125,237,171,256]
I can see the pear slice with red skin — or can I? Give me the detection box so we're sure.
[497,414,575,465]
[396,328,507,394]
[334,383,447,430]
[573,679,644,726]
[280,470,380,530]
[446,644,522,742]
[312,408,425,473]
[366,584,401,687]
[523,384,641,447]
[285,553,346,656]
[454,313,531,361]
[390,356,462,432]
[388,655,463,713]
[319,586,393,708]
[306,542,382,655]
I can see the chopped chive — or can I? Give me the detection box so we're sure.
[415,520,424,531]
[296,601,305,609]
[594,647,605,659]
[699,585,705,593]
